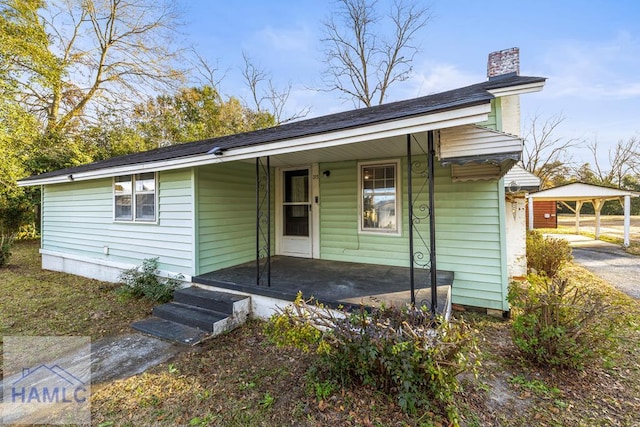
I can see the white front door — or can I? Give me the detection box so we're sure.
[279,167,312,257]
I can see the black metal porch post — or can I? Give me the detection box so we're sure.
[266,156,271,287]
[407,134,415,305]
[428,131,437,314]
[255,158,260,286]
[256,157,271,287]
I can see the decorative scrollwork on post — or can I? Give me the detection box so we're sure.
[411,160,428,177]
[407,132,437,313]
[256,157,271,287]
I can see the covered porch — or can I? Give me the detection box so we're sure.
[193,256,453,316]
[195,123,526,315]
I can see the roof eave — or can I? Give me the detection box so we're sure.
[19,102,492,187]
[528,194,639,202]
[487,80,545,97]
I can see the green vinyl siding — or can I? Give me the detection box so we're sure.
[197,162,263,274]
[41,169,194,274]
[477,98,502,131]
[320,160,408,265]
[436,175,505,309]
[319,158,506,310]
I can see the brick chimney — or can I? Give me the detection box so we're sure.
[487,47,520,79]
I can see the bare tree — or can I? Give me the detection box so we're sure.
[8,0,186,133]
[189,50,227,91]
[321,0,430,107]
[522,114,582,188]
[586,136,639,188]
[241,53,309,125]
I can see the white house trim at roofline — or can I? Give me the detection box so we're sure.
[19,104,491,187]
[486,81,545,97]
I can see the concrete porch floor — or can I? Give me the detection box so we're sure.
[193,256,452,314]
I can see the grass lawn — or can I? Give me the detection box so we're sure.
[546,214,640,256]
[0,240,154,376]
[2,241,639,425]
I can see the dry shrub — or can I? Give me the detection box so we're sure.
[508,274,614,369]
[265,294,479,423]
[526,230,572,277]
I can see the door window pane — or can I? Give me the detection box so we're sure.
[283,169,310,236]
[284,170,309,203]
[284,205,309,236]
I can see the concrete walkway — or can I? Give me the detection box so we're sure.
[0,333,186,423]
[90,333,187,385]
[546,234,640,299]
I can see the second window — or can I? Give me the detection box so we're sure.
[360,162,399,234]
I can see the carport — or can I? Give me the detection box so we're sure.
[527,182,638,247]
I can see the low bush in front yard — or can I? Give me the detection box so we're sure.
[508,273,615,369]
[265,295,479,423]
[526,230,572,277]
[116,257,182,303]
[510,230,619,369]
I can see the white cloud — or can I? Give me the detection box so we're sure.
[536,32,640,100]
[384,61,482,102]
[411,63,481,95]
[254,25,313,52]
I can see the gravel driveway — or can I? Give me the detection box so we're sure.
[546,234,640,299]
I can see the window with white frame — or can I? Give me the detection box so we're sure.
[360,161,399,233]
[114,173,156,222]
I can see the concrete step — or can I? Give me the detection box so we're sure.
[173,287,247,314]
[133,288,251,345]
[131,317,209,345]
[153,302,226,332]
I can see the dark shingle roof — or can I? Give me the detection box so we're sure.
[20,74,545,182]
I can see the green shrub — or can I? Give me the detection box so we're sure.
[526,230,572,277]
[265,295,479,422]
[508,274,613,369]
[0,234,12,268]
[0,199,31,267]
[117,257,182,303]
[15,223,39,241]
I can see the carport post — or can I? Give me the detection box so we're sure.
[528,196,534,231]
[624,195,631,247]
[575,201,583,234]
[593,199,604,240]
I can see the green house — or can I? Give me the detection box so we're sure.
[19,49,545,317]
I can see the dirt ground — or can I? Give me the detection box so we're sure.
[557,214,640,243]
[4,242,640,425]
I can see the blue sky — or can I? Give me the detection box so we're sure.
[183,0,639,166]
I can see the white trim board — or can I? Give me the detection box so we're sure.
[487,81,545,97]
